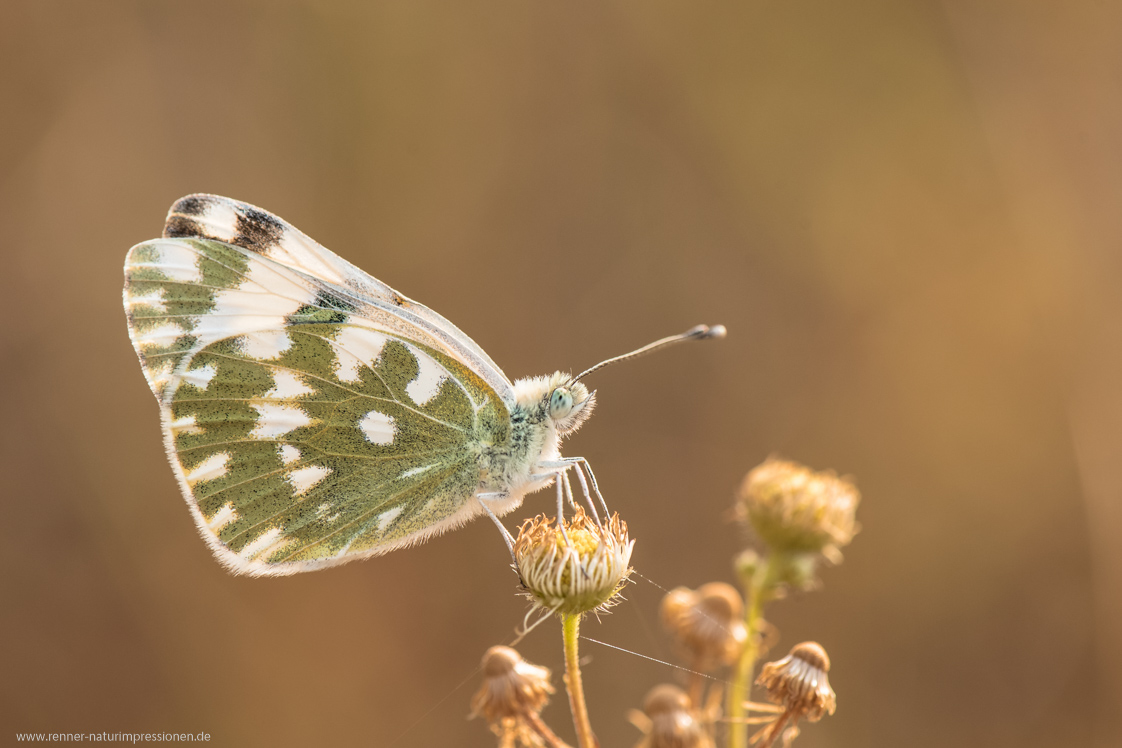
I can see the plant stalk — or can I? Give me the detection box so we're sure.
[727,555,775,748]
[525,710,572,748]
[687,660,705,713]
[561,612,597,748]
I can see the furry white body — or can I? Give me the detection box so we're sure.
[475,373,594,515]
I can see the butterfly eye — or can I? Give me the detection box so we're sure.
[549,387,574,420]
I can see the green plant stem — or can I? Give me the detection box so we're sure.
[727,555,775,748]
[561,612,597,748]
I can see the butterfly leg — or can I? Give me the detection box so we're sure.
[532,469,589,576]
[529,467,583,538]
[561,470,578,510]
[571,458,609,518]
[533,462,598,525]
[567,459,604,525]
[537,458,609,523]
[478,489,576,566]
[553,477,575,547]
[477,492,517,563]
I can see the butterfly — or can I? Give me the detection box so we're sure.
[123,195,724,576]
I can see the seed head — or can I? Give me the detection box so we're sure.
[471,646,564,747]
[756,642,836,722]
[737,457,859,562]
[746,642,836,748]
[660,582,747,670]
[472,646,554,723]
[632,684,714,748]
[514,508,634,616]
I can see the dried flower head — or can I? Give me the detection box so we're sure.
[630,684,714,748]
[660,582,747,670]
[737,457,860,562]
[514,508,634,616]
[471,646,565,748]
[756,642,835,721]
[747,642,836,747]
[472,646,554,723]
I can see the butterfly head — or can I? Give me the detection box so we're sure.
[548,376,595,436]
[513,372,596,437]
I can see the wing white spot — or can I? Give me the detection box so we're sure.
[333,327,388,383]
[206,502,238,531]
[180,363,218,390]
[238,527,290,561]
[287,464,331,496]
[203,201,240,242]
[134,322,184,349]
[315,502,341,523]
[169,414,203,435]
[238,330,293,360]
[359,410,396,445]
[401,464,436,479]
[127,289,167,313]
[265,369,315,399]
[189,259,315,355]
[145,359,174,393]
[377,506,403,533]
[278,444,302,464]
[405,344,448,405]
[149,242,202,282]
[250,402,313,439]
[185,452,229,485]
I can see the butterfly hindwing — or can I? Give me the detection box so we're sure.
[124,236,509,575]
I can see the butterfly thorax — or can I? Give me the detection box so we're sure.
[473,372,595,512]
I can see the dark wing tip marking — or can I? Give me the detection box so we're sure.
[162,195,288,254]
[174,195,209,216]
[164,194,216,238]
[164,215,205,238]
[235,207,286,253]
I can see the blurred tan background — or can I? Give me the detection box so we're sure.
[3,1,1121,746]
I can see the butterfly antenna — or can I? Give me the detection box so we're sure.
[572,324,726,384]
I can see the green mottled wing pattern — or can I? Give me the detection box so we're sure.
[124,220,511,575]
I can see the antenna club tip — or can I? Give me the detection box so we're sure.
[688,324,726,340]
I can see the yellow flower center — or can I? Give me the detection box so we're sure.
[555,527,599,556]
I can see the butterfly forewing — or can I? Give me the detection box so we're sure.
[162,194,513,401]
[124,236,509,575]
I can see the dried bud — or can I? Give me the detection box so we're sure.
[514,508,634,616]
[472,646,554,723]
[737,458,859,562]
[749,642,837,747]
[633,684,714,748]
[471,646,565,747]
[660,583,747,670]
